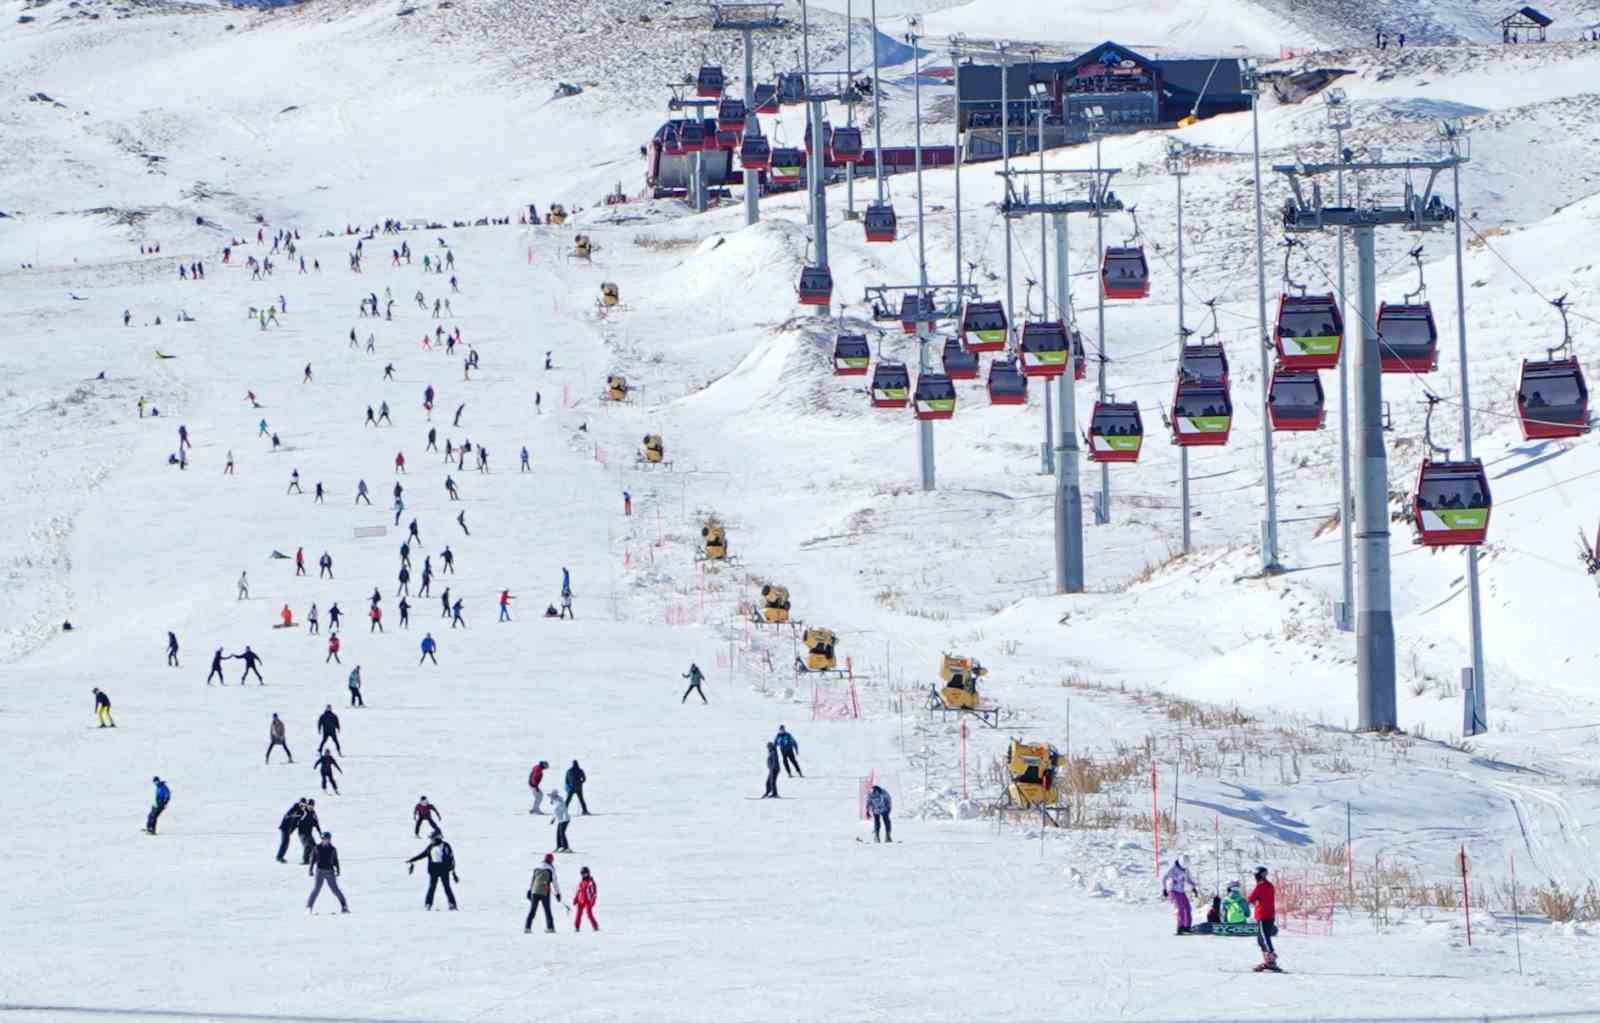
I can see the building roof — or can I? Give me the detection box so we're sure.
[956,41,1245,105]
[1159,57,1245,96]
[1501,6,1553,27]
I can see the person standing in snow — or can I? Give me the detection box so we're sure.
[308,604,320,635]
[306,832,349,914]
[166,631,180,667]
[296,799,322,863]
[450,599,466,629]
[145,776,171,834]
[356,480,371,505]
[762,742,781,799]
[319,552,334,579]
[317,705,342,754]
[419,632,438,664]
[237,571,250,601]
[564,760,589,815]
[267,713,294,764]
[93,687,115,728]
[774,725,802,777]
[236,646,264,684]
[866,785,892,842]
[206,647,228,686]
[1163,858,1199,935]
[326,632,342,664]
[1248,866,1281,972]
[681,662,707,704]
[498,590,513,622]
[277,798,306,863]
[314,749,342,794]
[398,597,411,629]
[329,603,343,630]
[525,854,562,933]
[528,760,550,814]
[414,796,442,837]
[549,792,572,852]
[406,832,459,911]
[573,867,598,932]
[348,666,364,707]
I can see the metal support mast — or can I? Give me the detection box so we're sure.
[870,0,885,205]
[1093,133,1110,524]
[1247,63,1281,570]
[1168,141,1192,553]
[711,4,786,226]
[1036,84,1053,474]
[1327,89,1355,630]
[910,20,935,491]
[999,43,1015,331]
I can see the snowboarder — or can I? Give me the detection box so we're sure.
[564,760,589,815]
[206,647,227,686]
[681,662,707,704]
[573,866,598,931]
[314,749,342,794]
[414,797,442,837]
[524,854,561,933]
[550,792,572,852]
[1163,858,1199,935]
[762,742,781,798]
[306,832,349,913]
[236,645,264,684]
[866,784,892,842]
[267,713,293,763]
[774,725,802,777]
[93,687,115,728]
[277,798,306,862]
[145,776,171,834]
[166,631,180,667]
[419,632,438,665]
[528,760,549,814]
[406,833,459,910]
[1248,866,1281,972]
[317,705,342,754]
[348,666,364,707]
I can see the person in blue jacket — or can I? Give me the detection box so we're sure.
[419,632,438,665]
[866,784,892,843]
[561,567,571,597]
[774,725,802,777]
[145,777,171,834]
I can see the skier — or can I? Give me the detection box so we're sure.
[419,632,438,665]
[314,749,342,794]
[348,666,364,707]
[762,742,781,798]
[527,760,550,814]
[314,481,324,503]
[206,647,227,686]
[296,798,322,863]
[520,447,530,472]
[276,798,306,862]
[409,519,422,545]
[398,597,411,629]
[393,450,404,474]
[237,571,250,601]
[1248,866,1281,972]
[267,713,293,764]
[564,760,589,814]
[406,833,459,911]
[440,588,451,619]
[573,866,598,932]
[445,476,459,500]
[550,791,573,852]
[326,632,342,664]
[623,490,631,516]
[440,546,454,573]
[319,552,333,579]
[166,631,180,667]
[774,725,802,777]
[289,469,303,495]
[365,405,377,427]
[145,776,171,834]
[317,705,342,754]
[414,797,442,837]
[369,604,384,633]
[356,480,371,505]
[427,427,438,452]
[498,590,513,622]
[559,591,573,620]
[1163,858,1199,935]
[456,510,468,536]
[450,598,465,629]
[866,784,892,842]
[93,687,116,728]
[328,603,343,629]
[524,854,562,934]
[453,402,464,427]
[306,832,350,914]
[236,645,264,684]
[681,662,707,704]
[308,604,321,634]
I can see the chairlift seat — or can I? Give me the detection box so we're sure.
[913,372,956,420]
[1087,401,1144,463]
[1413,459,1491,546]
[832,333,871,376]
[1274,293,1344,371]
[870,361,910,408]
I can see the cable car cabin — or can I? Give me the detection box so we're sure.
[898,293,934,334]
[937,654,987,710]
[987,358,1028,405]
[800,627,837,672]
[759,583,791,624]
[960,301,1009,352]
[1171,379,1232,446]
[1101,246,1151,300]
[716,98,747,134]
[832,333,871,376]
[1413,460,1491,546]
[870,361,910,408]
[863,202,898,243]
[1007,741,1062,808]
[738,134,771,170]
[1267,367,1326,432]
[1019,321,1070,378]
[1275,293,1344,371]
[1376,303,1439,374]
[769,148,804,185]
[714,129,740,151]
[605,374,629,401]
[802,121,831,154]
[695,65,725,98]
[599,282,620,307]
[777,72,807,105]
[828,125,864,163]
[1087,401,1144,463]
[753,83,780,114]
[639,433,665,464]
[701,521,727,560]
[1069,327,1089,381]
[1180,341,1229,386]
[797,265,832,307]
[1517,357,1590,439]
[678,120,707,153]
[941,336,979,380]
[913,373,956,421]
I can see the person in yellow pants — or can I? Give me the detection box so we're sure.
[93,687,116,728]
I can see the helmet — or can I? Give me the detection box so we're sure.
[544,853,555,864]
[321,832,333,840]
[1254,865,1269,880]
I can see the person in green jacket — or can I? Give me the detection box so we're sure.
[1222,881,1250,924]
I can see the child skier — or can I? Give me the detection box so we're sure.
[573,867,598,932]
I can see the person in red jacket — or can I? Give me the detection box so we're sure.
[414,796,442,837]
[1247,865,1281,972]
[370,604,384,633]
[573,866,598,932]
[326,633,341,663]
[527,760,549,814]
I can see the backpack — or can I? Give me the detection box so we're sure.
[530,865,552,896]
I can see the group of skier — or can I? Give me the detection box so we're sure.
[1164,858,1283,971]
